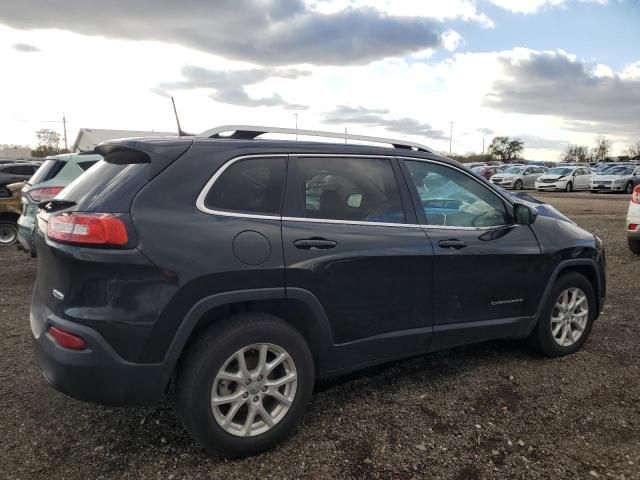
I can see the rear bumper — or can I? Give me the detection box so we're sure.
[31,299,169,406]
[17,215,36,253]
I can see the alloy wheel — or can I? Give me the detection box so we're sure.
[550,287,589,347]
[211,343,297,437]
[0,223,17,245]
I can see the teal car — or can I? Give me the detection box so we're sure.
[17,152,101,255]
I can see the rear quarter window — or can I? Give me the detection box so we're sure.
[29,159,66,184]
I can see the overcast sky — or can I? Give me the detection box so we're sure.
[0,0,638,160]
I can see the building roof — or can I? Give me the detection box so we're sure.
[72,128,176,152]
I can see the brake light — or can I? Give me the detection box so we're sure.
[629,224,638,231]
[48,326,87,350]
[632,185,640,204]
[47,213,128,245]
[28,186,64,202]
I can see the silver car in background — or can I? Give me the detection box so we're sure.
[491,165,548,190]
[590,165,640,194]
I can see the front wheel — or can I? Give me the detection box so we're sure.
[625,182,634,194]
[565,181,573,192]
[514,179,523,190]
[629,238,640,255]
[0,221,18,246]
[528,272,595,357]
[176,313,314,458]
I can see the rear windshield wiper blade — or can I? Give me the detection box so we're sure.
[39,199,77,211]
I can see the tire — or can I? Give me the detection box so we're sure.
[625,182,633,194]
[565,182,573,192]
[528,272,596,358]
[514,179,523,190]
[0,221,18,246]
[176,313,315,458]
[629,238,640,255]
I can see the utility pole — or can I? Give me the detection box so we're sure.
[62,114,68,151]
[449,121,453,155]
[294,113,299,141]
[482,137,485,155]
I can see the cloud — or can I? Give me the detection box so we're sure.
[517,134,568,149]
[324,105,449,140]
[12,42,39,52]
[0,0,455,66]
[153,65,310,110]
[483,50,640,136]
[487,0,610,14]
[476,127,495,135]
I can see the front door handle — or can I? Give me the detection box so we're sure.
[294,238,337,250]
[438,239,468,250]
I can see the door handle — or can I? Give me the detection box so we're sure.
[438,239,468,250]
[294,238,337,250]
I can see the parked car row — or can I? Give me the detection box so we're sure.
[628,185,640,254]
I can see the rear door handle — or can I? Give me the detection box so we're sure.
[438,239,468,250]
[294,238,337,250]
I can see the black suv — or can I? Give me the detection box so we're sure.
[31,126,606,457]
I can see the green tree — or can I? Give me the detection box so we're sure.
[591,135,611,162]
[488,136,524,163]
[31,128,64,157]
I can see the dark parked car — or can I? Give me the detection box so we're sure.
[32,126,606,458]
[0,163,38,197]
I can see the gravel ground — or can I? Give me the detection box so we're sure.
[1,192,638,480]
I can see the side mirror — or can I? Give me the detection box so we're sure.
[514,203,535,225]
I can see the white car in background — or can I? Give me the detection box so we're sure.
[490,165,548,190]
[591,165,640,194]
[535,166,594,192]
[628,185,640,254]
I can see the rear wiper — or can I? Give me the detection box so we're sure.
[39,199,77,211]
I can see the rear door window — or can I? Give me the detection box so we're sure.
[29,159,66,184]
[204,157,286,216]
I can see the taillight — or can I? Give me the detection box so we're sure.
[28,186,64,202]
[632,185,640,204]
[48,326,87,350]
[47,213,128,246]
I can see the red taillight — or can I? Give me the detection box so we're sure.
[48,326,87,350]
[28,186,64,202]
[629,224,639,231]
[632,185,640,204]
[47,213,128,246]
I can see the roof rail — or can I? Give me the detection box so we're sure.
[196,125,432,153]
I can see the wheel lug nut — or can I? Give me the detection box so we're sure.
[245,379,251,385]
[242,392,249,399]
[253,396,259,402]
[257,375,263,381]
[261,386,267,392]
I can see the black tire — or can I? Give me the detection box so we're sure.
[590,190,598,194]
[565,181,573,192]
[625,182,633,194]
[0,221,18,246]
[176,313,314,458]
[629,238,640,255]
[514,179,523,190]
[528,272,596,357]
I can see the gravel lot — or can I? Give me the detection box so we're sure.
[1,192,638,480]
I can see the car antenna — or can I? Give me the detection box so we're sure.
[171,97,193,136]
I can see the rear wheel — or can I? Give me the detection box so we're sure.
[0,221,18,246]
[629,238,640,255]
[176,313,314,458]
[529,272,595,357]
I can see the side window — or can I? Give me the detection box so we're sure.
[3,166,18,174]
[296,157,405,224]
[77,161,98,172]
[404,160,510,228]
[204,157,286,215]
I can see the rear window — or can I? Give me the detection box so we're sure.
[29,159,66,185]
[204,157,286,215]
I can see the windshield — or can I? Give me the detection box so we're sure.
[28,159,65,185]
[548,167,573,176]
[601,166,633,175]
[504,166,525,174]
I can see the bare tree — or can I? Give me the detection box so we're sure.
[624,141,640,160]
[561,144,590,163]
[488,136,524,163]
[31,128,65,158]
[591,135,612,162]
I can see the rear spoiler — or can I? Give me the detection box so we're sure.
[95,137,193,179]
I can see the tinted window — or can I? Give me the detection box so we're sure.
[29,159,66,184]
[205,157,285,215]
[297,157,405,223]
[504,166,525,174]
[405,161,509,228]
[77,161,98,172]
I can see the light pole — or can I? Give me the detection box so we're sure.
[449,121,453,155]
[294,113,299,141]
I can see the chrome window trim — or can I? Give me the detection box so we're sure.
[196,152,517,231]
